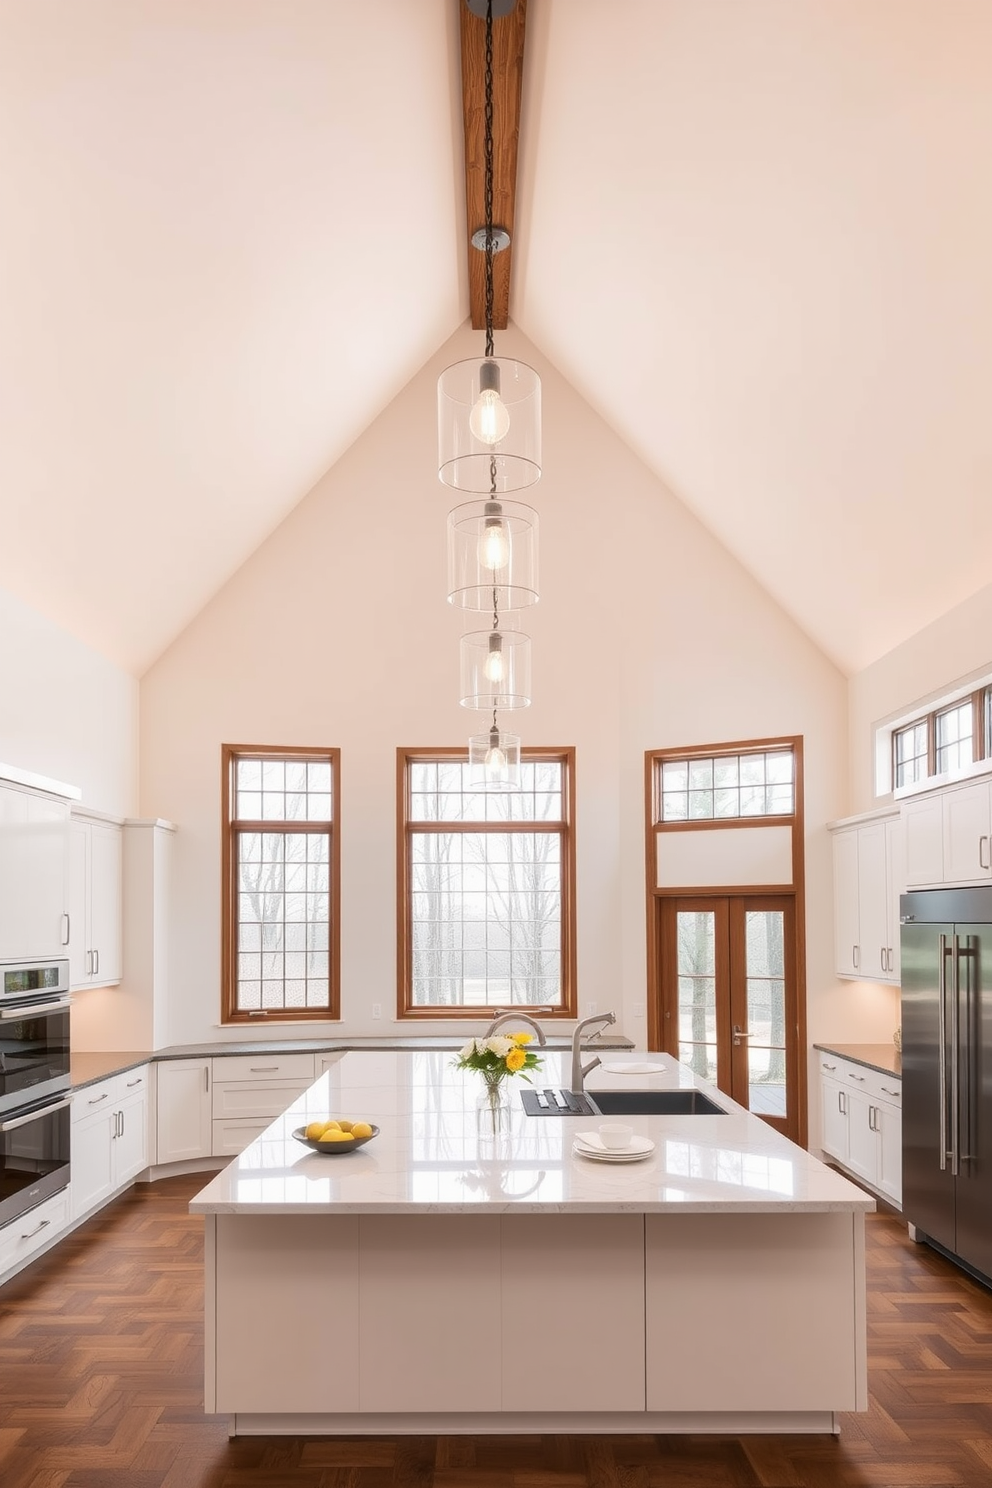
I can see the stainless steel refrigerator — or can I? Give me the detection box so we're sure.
[901,888,992,1283]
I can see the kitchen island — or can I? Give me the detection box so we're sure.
[191,1050,872,1437]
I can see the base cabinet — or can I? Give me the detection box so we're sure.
[0,1190,70,1281]
[210,1053,315,1158]
[71,1067,150,1220]
[156,1059,213,1164]
[819,1053,901,1206]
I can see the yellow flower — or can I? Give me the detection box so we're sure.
[511,1031,532,1044]
[506,1047,527,1072]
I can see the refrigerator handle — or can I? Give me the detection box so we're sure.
[939,932,949,1171]
[951,934,961,1177]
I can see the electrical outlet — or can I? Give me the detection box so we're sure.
[371,1003,381,1019]
[588,1001,597,1014]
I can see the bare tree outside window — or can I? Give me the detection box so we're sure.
[400,749,576,1018]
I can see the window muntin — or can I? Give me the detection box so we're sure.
[935,702,974,776]
[893,720,928,789]
[400,750,575,1017]
[222,746,339,1024]
[660,748,794,823]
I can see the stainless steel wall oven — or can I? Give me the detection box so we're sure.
[0,958,71,1230]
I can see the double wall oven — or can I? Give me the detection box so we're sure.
[0,958,71,1230]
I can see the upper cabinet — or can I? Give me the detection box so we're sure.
[0,779,71,960]
[69,812,123,988]
[829,811,903,984]
[903,778,992,889]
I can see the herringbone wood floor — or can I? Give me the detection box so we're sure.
[1,1176,991,1487]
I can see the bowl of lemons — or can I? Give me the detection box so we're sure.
[293,1119,378,1154]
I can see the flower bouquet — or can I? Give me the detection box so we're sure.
[453,1032,543,1130]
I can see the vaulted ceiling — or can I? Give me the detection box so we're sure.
[2,1,990,678]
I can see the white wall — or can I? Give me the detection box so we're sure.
[0,585,137,815]
[139,322,856,1108]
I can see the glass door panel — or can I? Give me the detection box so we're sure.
[743,909,787,1119]
[675,910,718,1083]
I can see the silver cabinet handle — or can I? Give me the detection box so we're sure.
[20,1217,51,1240]
[838,1091,847,1115]
[119,1109,125,1140]
[880,1085,900,1098]
[822,1061,837,1071]
[880,948,886,972]
[846,1071,865,1082]
[86,950,92,977]
[204,1065,210,1093]
[980,835,990,871]
[89,1092,109,1105]
[250,1066,279,1072]
[126,1078,142,1088]
[62,912,70,946]
[868,1105,878,1133]
[852,944,860,969]
[93,948,99,976]
[112,1110,119,1138]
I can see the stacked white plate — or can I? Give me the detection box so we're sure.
[572,1130,655,1163]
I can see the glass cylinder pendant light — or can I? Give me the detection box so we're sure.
[438,357,541,493]
[469,720,521,790]
[459,624,531,710]
[447,496,538,610]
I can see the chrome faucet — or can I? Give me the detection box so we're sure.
[570,1011,617,1093]
[483,1009,547,1046]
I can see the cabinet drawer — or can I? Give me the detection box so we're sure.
[212,1079,313,1122]
[118,1066,150,1100]
[212,1117,273,1157]
[211,1053,315,1085]
[0,1189,70,1278]
[819,1054,900,1107]
[72,1075,121,1122]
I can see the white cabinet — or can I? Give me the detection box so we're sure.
[0,782,70,960]
[830,812,902,983]
[211,1052,316,1157]
[818,1052,901,1205]
[0,1189,70,1282]
[903,778,992,889]
[71,1065,150,1220]
[156,1059,213,1164]
[68,814,123,988]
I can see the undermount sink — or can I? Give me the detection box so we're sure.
[520,1087,729,1116]
[589,1089,727,1116]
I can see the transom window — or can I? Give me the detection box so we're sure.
[221,745,340,1024]
[892,687,991,791]
[398,749,576,1018]
[659,748,794,822]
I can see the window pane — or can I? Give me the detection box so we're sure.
[676,913,716,1081]
[409,759,563,824]
[745,911,787,1119]
[234,829,331,1012]
[659,750,793,821]
[236,756,333,822]
[936,702,973,775]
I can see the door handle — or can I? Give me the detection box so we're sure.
[732,1025,750,1045]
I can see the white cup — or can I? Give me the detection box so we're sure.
[598,1122,633,1151]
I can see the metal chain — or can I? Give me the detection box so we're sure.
[492,583,499,633]
[483,0,495,359]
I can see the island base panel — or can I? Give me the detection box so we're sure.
[226,1410,840,1438]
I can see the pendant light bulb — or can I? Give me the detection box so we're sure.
[485,725,507,779]
[477,501,510,572]
[483,632,505,683]
[468,360,510,447]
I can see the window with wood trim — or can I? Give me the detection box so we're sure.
[222,745,340,1025]
[892,688,990,790]
[398,748,577,1019]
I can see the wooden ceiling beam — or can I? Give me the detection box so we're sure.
[459,0,528,331]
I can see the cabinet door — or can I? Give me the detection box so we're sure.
[114,1090,149,1186]
[874,1099,901,1205]
[843,1088,878,1187]
[68,819,90,986]
[857,824,889,981]
[904,795,944,887]
[884,816,904,982]
[832,830,861,976]
[156,1060,212,1163]
[88,822,123,984]
[71,1104,117,1220]
[820,1074,849,1161]
[0,786,69,960]
[943,783,992,884]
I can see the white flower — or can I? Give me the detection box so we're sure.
[459,1039,479,1059]
[485,1035,514,1058]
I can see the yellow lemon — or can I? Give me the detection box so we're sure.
[351,1121,373,1139]
[336,1120,354,1133]
[321,1120,341,1133]
[319,1130,355,1144]
[305,1121,327,1140]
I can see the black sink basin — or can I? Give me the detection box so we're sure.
[588,1089,727,1116]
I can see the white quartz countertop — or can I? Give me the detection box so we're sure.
[190,1050,873,1217]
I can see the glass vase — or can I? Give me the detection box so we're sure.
[477,1073,510,1139]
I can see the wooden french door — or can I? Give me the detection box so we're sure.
[657,894,800,1142]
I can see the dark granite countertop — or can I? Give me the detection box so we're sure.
[814,1042,902,1079]
[69,1032,635,1092]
